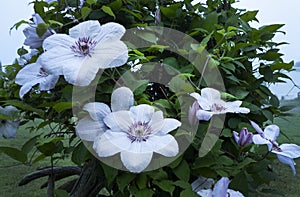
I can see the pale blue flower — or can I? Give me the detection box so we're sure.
[190,88,250,121]
[93,104,181,173]
[76,87,134,141]
[23,14,54,49]
[251,121,300,176]
[15,63,59,98]
[196,177,244,197]
[39,20,128,86]
[0,106,20,139]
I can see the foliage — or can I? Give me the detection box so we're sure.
[0,0,295,196]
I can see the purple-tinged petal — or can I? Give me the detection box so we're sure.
[212,177,229,197]
[238,128,253,146]
[250,121,264,136]
[233,131,240,144]
[277,154,296,176]
[189,101,200,126]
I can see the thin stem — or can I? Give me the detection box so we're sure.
[197,56,211,88]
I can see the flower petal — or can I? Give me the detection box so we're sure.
[39,75,59,91]
[96,22,126,42]
[130,104,155,123]
[120,150,153,173]
[264,125,280,141]
[250,121,264,135]
[83,102,111,121]
[151,135,179,157]
[76,117,106,141]
[15,63,41,85]
[157,118,181,134]
[227,189,244,197]
[233,131,240,144]
[92,40,128,69]
[104,111,133,132]
[252,134,272,151]
[93,132,123,157]
[111,87,134,112]
[212,177,229,197]
[69,20,101,40]
[275,144,300,159]
[197,189,213,197]
[196,110,214,121]
[1,121,18,139]
[42,34,74,51]
[277,154,296,176]
[19,80,40,98]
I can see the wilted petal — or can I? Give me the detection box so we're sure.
[111,87,134,112]
[120,150,153,173]
[277,154,296,176]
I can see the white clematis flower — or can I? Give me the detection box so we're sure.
[76,87,134,141]
[190,88,250,121]
[93,104,181,173]
[0,106,20,139]
[39,20,129,86]
[23,14,54,49]
[15,63,59,99]
[196,177,244,197]
[251,121,300,176]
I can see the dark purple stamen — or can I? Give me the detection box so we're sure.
[127,121,152,143]
[70,37,97,56]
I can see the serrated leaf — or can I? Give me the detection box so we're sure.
[0,147,27,163]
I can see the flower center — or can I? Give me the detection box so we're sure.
[70,37,97,57]
[211,103,226,112]
[270,140,282,152]
[127,121,152,143]
[37,68,49,77]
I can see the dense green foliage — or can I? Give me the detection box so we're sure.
[0,0,294,196]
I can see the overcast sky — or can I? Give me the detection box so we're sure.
[1,0,300,98]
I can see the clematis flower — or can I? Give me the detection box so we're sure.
[233,128,253,147]
[0,106,20,139]
[15,63,59,98]
[76,87,134,141]
[23,14,54,49]
[190,88,250,121]
[251,121,300,176]
[39,20,128,86]
[196,177,244,197]
[93,104,181,173]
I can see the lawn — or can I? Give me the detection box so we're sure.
[1,99,300,196]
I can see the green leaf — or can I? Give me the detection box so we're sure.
[0,147,27,163]
[153,180,175,194]
[21,136,39,154]
[81,7,91,20]
[101,5,116,19]
[10,20,29,31]
[136,32,157,44]
[53,102,73,113]
[180,189,198,197]
[108,0,122,11]
[36,23,50,37]
[129,187,154,197]
[4,100,44,117]
[173,160,190,181]
[240,10,259,22]
[71,142,90,165]
[270,61,294,71]
[86,0,97,5]
[148,168,168,180]
[54,189,68,197]
[48,20,63,27]
[101,163,118,186]
[116,172,136,193]
[160,3,182,18]
[136,173,148,189]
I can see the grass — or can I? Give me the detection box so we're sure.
[1,99,300,196]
